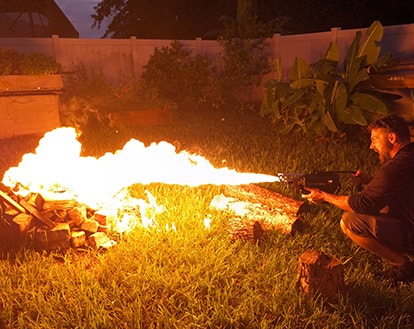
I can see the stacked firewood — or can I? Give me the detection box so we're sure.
[0,189,118,252]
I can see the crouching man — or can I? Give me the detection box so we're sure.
[304,114,414,284]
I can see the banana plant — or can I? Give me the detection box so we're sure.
[261,21,394,137]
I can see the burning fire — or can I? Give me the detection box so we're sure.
[2,127,279,210]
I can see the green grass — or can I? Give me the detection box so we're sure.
[1,108,414,328]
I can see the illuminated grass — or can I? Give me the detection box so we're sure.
[1,109,413,328]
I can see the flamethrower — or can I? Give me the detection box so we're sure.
[276,171,357,194]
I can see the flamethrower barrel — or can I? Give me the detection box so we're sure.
[276,171,357,194]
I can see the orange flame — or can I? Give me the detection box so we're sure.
[2,127,279,209]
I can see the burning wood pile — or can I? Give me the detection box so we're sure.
[0,182,304,251]
[0,183,169,252]
[0,187,123,252]
[0,126,304,252]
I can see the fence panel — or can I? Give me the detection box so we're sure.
[0,23,413,83]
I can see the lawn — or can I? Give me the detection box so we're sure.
[0,107,413,329]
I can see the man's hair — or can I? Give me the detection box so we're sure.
[370,114,411,141]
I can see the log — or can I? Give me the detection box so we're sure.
[27,193,45,210]
[88,232,117,249]
[0,190,26,213]
[32,223,71,251]
[211,184,304,242]
[0,215,26,250]
[12,213,33,233]
[19,199,56,229]
[296,250,346,301]
[71,231,86,248]
[40,191,78,211]
[80,219,100,233]
[67,206,87,226]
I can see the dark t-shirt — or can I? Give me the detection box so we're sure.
[348,142,414,225]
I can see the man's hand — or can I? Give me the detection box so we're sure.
[301,187,326,204]
[302,187,354,212]
[352,170,372,188]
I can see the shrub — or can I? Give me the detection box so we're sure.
[0,49,61,75]
[141,41,214,108]
[217,39,270,107]
[216,14,272,108]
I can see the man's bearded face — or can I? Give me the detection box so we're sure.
[370,128,393,164]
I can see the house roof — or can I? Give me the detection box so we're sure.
[0,0,78,38]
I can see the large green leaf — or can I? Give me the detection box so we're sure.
[289,57,310,81]
[284,89,307,106]
[290,78,315,89]
[259,87,277,116]
[346,55,363,80]
[261,99,281,119]
[346,56,369,90]
[371,53,392,71]
[344,31,361,75]
[340,104,368,125]
[358,21,383,65]
[314,79,329,97]
[274,82,294,97]
[350,92,389,114]
[313,89,326,116]
[324,43,339,62]
[290,79,328,98]
[332,81,348,114]
[323,111,338,132]
[309,111,325,131]
[293,104,306,118]
[273,100,282,119]
[313,59,338,81]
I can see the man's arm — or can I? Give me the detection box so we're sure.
[302,187,354,213]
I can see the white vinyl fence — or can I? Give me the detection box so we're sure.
[0,23,413,83]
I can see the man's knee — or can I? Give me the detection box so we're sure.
[340,212,354,234]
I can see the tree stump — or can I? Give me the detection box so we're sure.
[296,250,346,300]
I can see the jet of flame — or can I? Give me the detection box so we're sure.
[2,127,280,208]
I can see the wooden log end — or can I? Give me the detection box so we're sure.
[296,250,346,301]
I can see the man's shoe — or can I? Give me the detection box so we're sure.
[379,262,414,284]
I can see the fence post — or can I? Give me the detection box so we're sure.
[271,33,281,59]
[330,27,341,45]
[269,33,286,81]
[51,35,66,68]
[129,36,139,78]
[195,37,202,56]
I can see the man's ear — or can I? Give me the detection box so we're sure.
[388,131,397,144]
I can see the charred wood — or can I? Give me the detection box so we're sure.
[212,184,304,242]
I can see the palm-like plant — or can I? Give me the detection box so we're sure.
[261,21,395,137]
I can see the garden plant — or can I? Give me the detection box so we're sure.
[260,21,397,138]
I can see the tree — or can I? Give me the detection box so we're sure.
[91,0,237,39]
[91,0,287,39]
[91,0,414,39]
